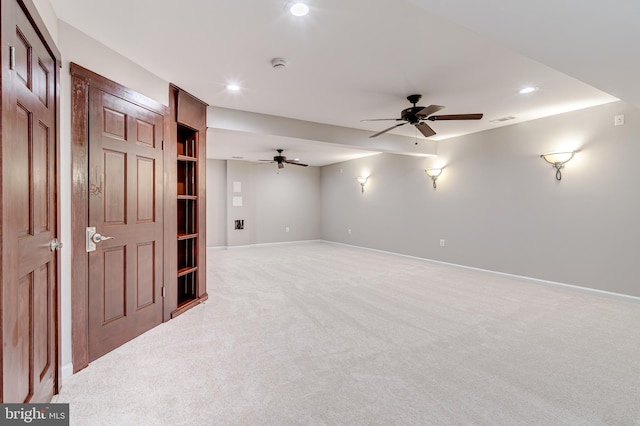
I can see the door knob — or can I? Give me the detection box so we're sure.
[92,233,114,244]
[49,238,63,252]
[86,226,115,252]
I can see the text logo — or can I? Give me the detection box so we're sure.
[1,404,69,425]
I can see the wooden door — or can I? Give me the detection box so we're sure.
[86,87,165,361]
[1,0,60,403]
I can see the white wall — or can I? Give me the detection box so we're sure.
[32,0,58,41]
[58,21,169,105]
[321,100,640,298]
[220,160,322,246]
[206,159,227,247]
[225,161,257,246]
[255,163,320,243]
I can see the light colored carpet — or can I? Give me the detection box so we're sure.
[56,242,640,425]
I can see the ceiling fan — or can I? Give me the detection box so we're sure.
[260,149,308,169]
[363,94,483,138]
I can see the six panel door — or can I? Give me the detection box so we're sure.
[87,88,164,362]
[2,0,58,403]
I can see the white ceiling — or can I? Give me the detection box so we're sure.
[207,128,381,168]
[49,0,633,166]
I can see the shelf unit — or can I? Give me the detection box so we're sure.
[167,85,208,319]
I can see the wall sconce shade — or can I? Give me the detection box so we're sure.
[425,168,443,189]
[540,151,575,180]
[356,176,369,193]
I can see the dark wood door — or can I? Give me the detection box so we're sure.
[2,0,60,403]
[87,88,164,361]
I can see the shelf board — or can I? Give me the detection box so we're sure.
[177,266,198,277]
[177,195,198,200]
[177,233,198,241]
[177,155,197,162]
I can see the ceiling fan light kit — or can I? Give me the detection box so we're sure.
[363,94,483,139]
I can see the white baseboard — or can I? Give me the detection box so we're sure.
[254,239,322,248]
[207,239,323,250]
[323,240,640,304]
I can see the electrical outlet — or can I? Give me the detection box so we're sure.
[285,227,290,233]
[348,229,352,235]
[615,114,625,126]
[440,239,445,247]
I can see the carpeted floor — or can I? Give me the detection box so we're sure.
[56,242,640,425]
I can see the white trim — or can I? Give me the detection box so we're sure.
[208,239,323,250]
[62,362,74,379]
[254,239,322,248]
[323,240,640,304]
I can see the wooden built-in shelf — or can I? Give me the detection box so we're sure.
[168,85,207,319]
[177,160,196,196]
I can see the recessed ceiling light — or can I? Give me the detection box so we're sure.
[288,1,309,16]
[519,87,538,94]
[226,83,241,92]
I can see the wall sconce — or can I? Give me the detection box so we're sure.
[425,168,443,189]
[540,151,575,180]
[356,176,369,193]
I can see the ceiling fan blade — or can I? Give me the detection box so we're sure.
[415,122,436,137]
[284,159,308,167]
[428,113,483,121]
[360,118,403,122]
[415,104,445,118]
[369,122,408,138]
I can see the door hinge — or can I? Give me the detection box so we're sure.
[9,46,15,70]
[162,286,165,297]
[161,140,165,150]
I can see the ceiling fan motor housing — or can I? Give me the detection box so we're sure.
[402,107,427,123]
[402,94,427,123]
[274,148,286,163]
